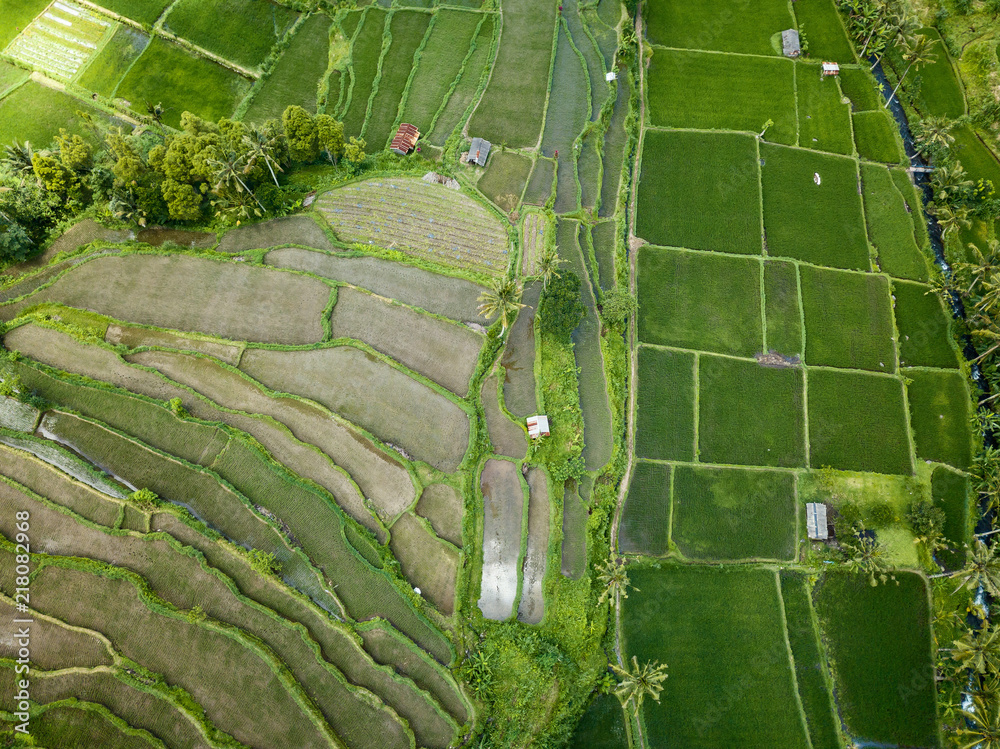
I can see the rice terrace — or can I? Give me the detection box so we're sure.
[0,0,999,746]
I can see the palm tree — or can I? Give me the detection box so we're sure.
[949,539,1000,597]
[870,10,916,68]
[596,557,636,606]
[208,149,265,212]
[953,239,1000,300]
[610,656,668,718]
[914,116,956,157]
[243,123,284,187]
[477,275,524,335]
[957,691,1000,749]
[931,161,973,204]
[537,248,562,289]
[842,527,896,586]
[951,624,1000,675]
[928,203,972,238]
[2,141,34,183]
[886,34,938,107]
[143,100,167,138]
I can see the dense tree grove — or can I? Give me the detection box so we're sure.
[0,105,365,264]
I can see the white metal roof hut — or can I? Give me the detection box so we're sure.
[821,62,840,77]
[781,29,801,58]
[806,503,829,540]
[467,137,491,167]
[526,415,550,439]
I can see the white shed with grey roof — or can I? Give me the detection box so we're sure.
[806,503,829,540]
[467,137,491,167]
[782,29,801,58]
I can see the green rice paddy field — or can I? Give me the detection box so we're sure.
[624,1,970,746]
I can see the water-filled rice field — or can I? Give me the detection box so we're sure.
[478,459,525,620]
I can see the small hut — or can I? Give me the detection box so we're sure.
[526,415,550,439]
[821,62,840,77]
[466,137,491,167]
[806,503,829,540]
[390,123,420,155]
[781,29,801,58]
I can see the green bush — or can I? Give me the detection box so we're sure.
[538,271,585,341]
[865,500,897,528]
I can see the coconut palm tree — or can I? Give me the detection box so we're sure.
[951,624,1000,675]
[957,691,1000,749]
[596,557,636,606]
[242,123,284,187]
[948,539,1000,597]
[914,116,956,157]
[842,527,896,586]
[2,141,34,184]
[954,240,1000,300]
[208,149,264,212]
[928,203,972,238]
[610,656,668,718]
[537,248,563,290]
[886,33,938,107]
[477,275,524,335]
[931,161,974,204]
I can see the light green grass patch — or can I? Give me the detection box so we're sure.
[910,28,965,119]
[77,26,150,98]
[620,461,670,556]
[635,346,695,462]
[838,66,883,111]
[905,368,973,471]
[115,38,251,128]
[643,0,793,56]
[761,143,870,269]
[814,572,939,748]
[800,265,896,372]
[698,355,806,468]
[363,10,431,147]
[623,565,811,748]
[523,157,555,206]
[672,466,798,561]
[647,48,796,144]
[245,13,332,121]
[893,280,958,368]
[797,64,854,155]
[792,0,856,62]
[468,0,556,147]
[932,466,970,570]
[88,0,172,25]
[400,9,480,134]
[636,129,762,254]
[163,0,299,70]
[861,163,929,281]
[778,572,844,749]
[478,151,532,209]
[341,7,386,134]
[0,81,123,148]
[951,124,1000,191]
[427,14,492,146]
[764,260,803,355]
[853,109,903,163]
[0,0,52,48]
[637,247,763,357]
[568,694,628,749]
[807,368,912,475]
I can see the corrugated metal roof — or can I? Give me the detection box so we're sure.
[390,123,420,155]
[468,137,491,167]
[782,29,800,57]
[806,503,828,540]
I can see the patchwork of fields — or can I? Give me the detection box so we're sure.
[0,214,502,745]
[615,0,965,746]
